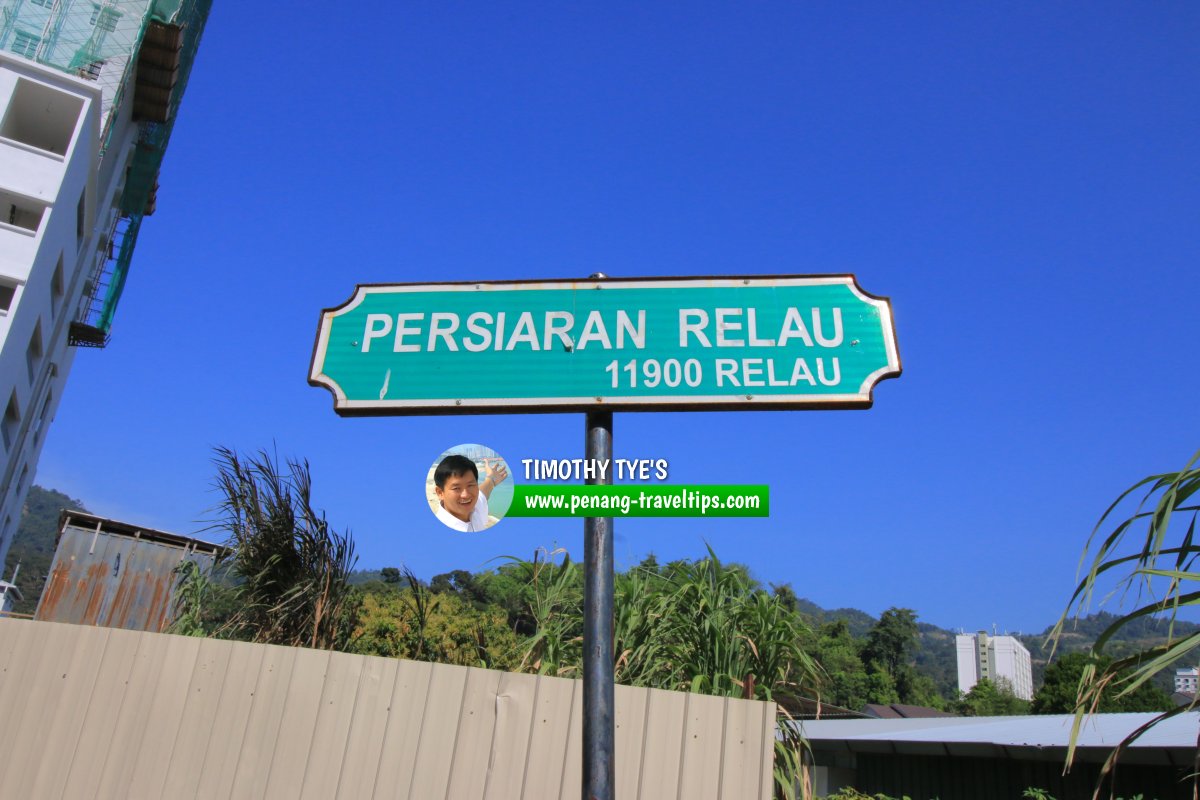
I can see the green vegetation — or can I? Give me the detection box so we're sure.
[1031,652,1171,714]
[802,609,946,711]
[168,560,213,637]
[1024,790,1151,800]
[955,677,1029,716]
[349,571,521,669]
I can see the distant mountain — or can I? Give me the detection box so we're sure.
[791,597,877,638]
[2,486,88,614]
[349,568,392,585]
[1025,610,1200,655]
[914,623,960,697]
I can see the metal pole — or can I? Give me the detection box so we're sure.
[583,409,614,800]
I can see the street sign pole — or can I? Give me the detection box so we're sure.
[583,408,614,800]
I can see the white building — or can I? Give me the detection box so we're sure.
[956,630,1034,701]
[1175,667,1198,695]
[0,1,210,568]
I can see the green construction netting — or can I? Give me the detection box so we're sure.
[95,0,210,333]
[1,1,153,80]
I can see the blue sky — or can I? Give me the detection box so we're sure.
[34,2,1200,635]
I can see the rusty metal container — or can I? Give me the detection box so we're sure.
[34,510,224,632]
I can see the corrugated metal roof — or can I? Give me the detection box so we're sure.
[0,617,777,799]
[798,711,1199,750]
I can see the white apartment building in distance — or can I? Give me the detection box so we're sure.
[956,630,1034,701]
[1175,667,1198,695]
[0,1,210,568]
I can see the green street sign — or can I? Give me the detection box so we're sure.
[309,275,901,415]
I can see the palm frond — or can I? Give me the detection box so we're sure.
[1049,447,1200,797]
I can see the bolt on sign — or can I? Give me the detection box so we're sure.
[309,275,901,415]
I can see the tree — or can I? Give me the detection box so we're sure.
[349,585,520,669]
[1032,652,1172,714]
[380,566,401,584]
[209,447,357,649]
[862,608,919,681]
[430,568,492,606]
[810,620,872,709]
[1050,447,1200,789]
[859,607,944,707]
[770,582,800,613]
[956,678,1030,716]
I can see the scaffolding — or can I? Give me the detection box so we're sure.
[0,0,211,345]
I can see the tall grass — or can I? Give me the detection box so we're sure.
[211,446,358,650]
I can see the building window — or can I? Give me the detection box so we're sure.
[2,393,19,452]
[39,390,53,425]
[32,389,53,445]
[10,31,39,59]
[0,281,16,314]
[77,189,86,246]
[26,321,43,384]
[51,256,65,316]
[90,5,120,32]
